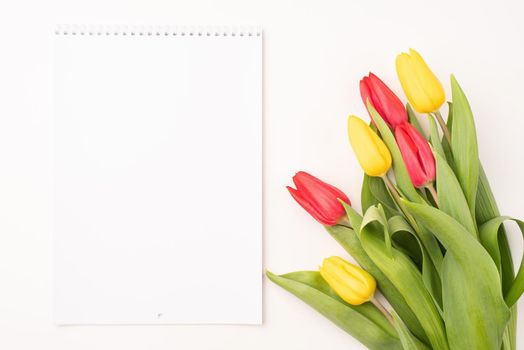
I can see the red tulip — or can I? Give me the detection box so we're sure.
[287,171,351,226]
[395,123,436,187]
[360,73,408,129]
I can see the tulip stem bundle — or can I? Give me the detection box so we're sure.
[381,175,402,204]
[381,174,433,259]
[267,48,522,350]
[381,174,424,229]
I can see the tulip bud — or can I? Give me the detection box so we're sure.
[395,123,436,187]
[287,171,350,226]
[319,256,376,305]
[347,116,392,177]
[396,49,445,113]
[360,72,407,129]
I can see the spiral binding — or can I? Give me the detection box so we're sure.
[54,25,262,37]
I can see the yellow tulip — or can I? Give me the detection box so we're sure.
[396,48,445,113]
[347,116,392,177]
[319,256,376,305]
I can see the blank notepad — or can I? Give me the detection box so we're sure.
[53,26,262,325]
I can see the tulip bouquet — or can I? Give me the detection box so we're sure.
[267,49,524,350]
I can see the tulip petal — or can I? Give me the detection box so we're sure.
[320,256,376,305]
[368,73,407,127]
[408,49,445,111]
[396,126,428,187]
[409,124,435,179]
[293,171,349,205]
[288,172,350,225]
[320,266,366,305]
[395,123,435,187]
[361,73,408,129]
[347,116,392,176]
[396,52,436,113]
[287,186,336,225]
[360,77,380,126]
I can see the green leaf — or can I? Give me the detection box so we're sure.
[427,115,445,159]
[478,216,506,275]
[502,307,518,350]
[266,270,403,350]
[435,151,477,237]
[341,201,363,233]
[441,105,455,170]
[391,310,430,350]
[415,225,444,274]
[450,75,479,218]
[366,101,421,203]
[475,165,517,350]
[362,174,376,213]
[389,220,423,266]
[388,216,442,309]
[403,201,510,350]
[476,165,515,293]
[326,223,428,344]
[407,103,426,139]
[479,216,524,308]
[358,206,448,350]
[391,200,444,274]
[362,205,392,257]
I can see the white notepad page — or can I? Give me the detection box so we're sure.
[53,26,262,325]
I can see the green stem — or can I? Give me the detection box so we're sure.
[433,110,451,145]
[426,182,439,207]
[370,297,394,325]
[381,175,402,205]
[381,175,419,234]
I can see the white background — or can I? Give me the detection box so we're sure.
[1,0,524,349]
